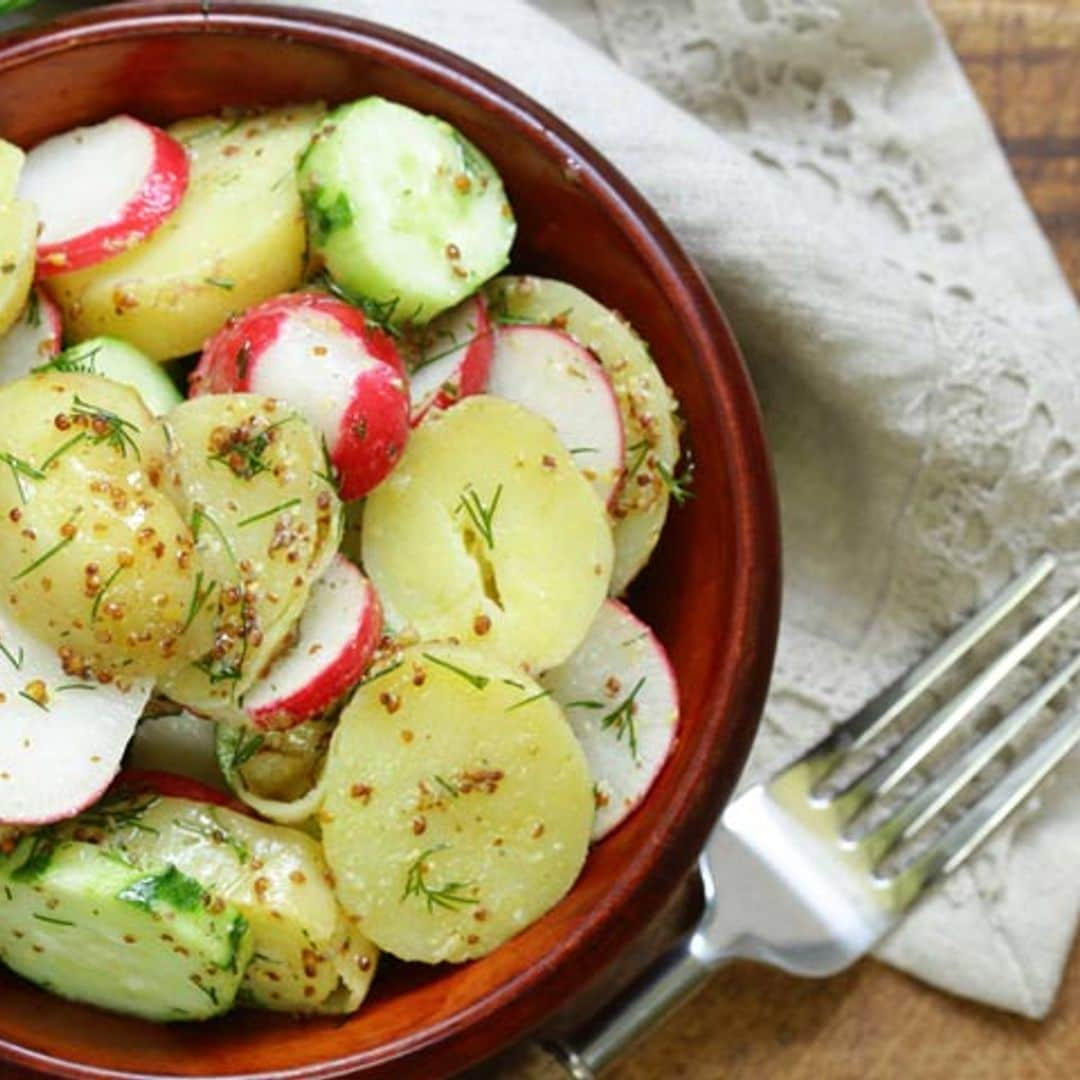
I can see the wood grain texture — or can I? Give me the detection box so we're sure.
[597,2,1080,1077]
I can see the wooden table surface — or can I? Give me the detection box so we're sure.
[605,2,1080,1078]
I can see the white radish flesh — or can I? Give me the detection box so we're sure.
[0,606,151,825]
[540,599,679,841]
[408,294,493,423]
[487,324,624,507]
[242,555,382,729]
[0,288,62,383]
[21,115,190,277]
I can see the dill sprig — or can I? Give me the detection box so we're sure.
[237,497,301,528]
[17,689,48,711]
[70,395,141,460]
[358,659,404,687]
[401,844,479,914]
[0,450,44,503]
[624,438,651,482]
[89,566,125,623]
[39,432,88,472]
[421,652,489,691]
[506,688,553,713]
[207,416,291,480]
[657,457,695,506]
[601,677,647,760]
[203,277,235,291]
[0,640,24,670]
[79,791,161,835]
[433,775,460,799]
[182,571,218,634]
[229,730,265,772]
[312,271,403,338]
[12,516,79,582]
[190,504,237,566]
[34,344,101,376]
[456,483,502,550]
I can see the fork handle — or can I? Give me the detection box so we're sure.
[544,937,719,1078]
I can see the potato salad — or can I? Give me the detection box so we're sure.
[0,97,686,1021]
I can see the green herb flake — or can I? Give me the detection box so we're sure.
[506,688,553,713]
[236,497,302,528]
[69,395,141,460]
[118,865,206,914]
[601,676,647,761]
[401,844,479,914]
[455,483,502,550]
[421,652,489,691]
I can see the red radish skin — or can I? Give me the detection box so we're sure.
[487,324,625,508]
[540,599,679,841]
[408,295,494,424]
[0,288,62,381]
[243,555,383,730]
[111,769,250,814]
[194,292,410,499]
[24,116,190,278]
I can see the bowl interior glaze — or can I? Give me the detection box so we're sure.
[0,4,780,1078]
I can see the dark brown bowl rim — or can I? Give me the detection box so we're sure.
[0,3,782,1077]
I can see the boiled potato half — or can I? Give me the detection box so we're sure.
[320,644,594,963]
[362,395,613,673]
[0,372,210,679]
[0,139,37,338]
[156,393,341,720]
[486,276,682,595]
[48,106,322,360]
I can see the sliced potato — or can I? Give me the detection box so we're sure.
[362,395,613,673]
[320,644,594,963]
[0,193,37,339]
[64,793,377,1014]
[156,394,341,719]
[0,372,209,678]
[48,106,322,361]
[486,276,681,594]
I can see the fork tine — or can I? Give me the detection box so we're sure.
[856,651,1080,863]
[832,589,1080,814]
[803,557,1056,783]
[893,705,1080,903]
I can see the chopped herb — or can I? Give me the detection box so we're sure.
[506,688,553,712]
[204,276,235,291]
[119,865,205,913]
[401,844,479,914]
[237,497,302,528]
[90,565,125,623]
[25,290,40,328]
[32,913,75,927]
[17,689,48,711]
[0,641,23,670]
[303,186,355,243]
[69,395,141,459]
[11,832,57,881]
[601,677,647,760]
[194,652,244,686]
[625,438,651,482]
[207,415,291,480]
[0,451,44,503]
[11,518,79,582]
[229,730,265,771]
[566,699,605,710]
[38,432,88,471]
[34,344,100,376]
[80,790,160,835]
[421,652,489,691]
[412,326,496,372]
[314,436,339,489]
[358,659,403,687]
[569,447,599,456]
[56,682,98,693]
[456,483,502,550]
[189,978,219,1007]
[190,504,237,566]
[312,271,402,337]
[182,571,218,634]
[433,775,460,799]
[501,677,525,690]
[657,457,695,506]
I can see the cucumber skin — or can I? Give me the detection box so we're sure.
[0,834,253,1021]
[298,97,516,326]
[53,336,183,415]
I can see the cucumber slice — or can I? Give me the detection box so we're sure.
[71,792,377,1014]
[44,336,182,415]
[0,833,252,1021]
[298,98,516,325]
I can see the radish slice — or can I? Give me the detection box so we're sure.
[488,324,625,507]
[111,769,248,813]
[0,287,62,382]
[540,599,679,841]
[193,292,410,500]
[407,294,493,423]
[0,606,152,825]
[242,554,382,730]
[20,115,190,278]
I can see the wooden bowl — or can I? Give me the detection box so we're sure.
[0,3,781,1077]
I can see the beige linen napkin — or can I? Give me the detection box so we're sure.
[8,0,1080,1026]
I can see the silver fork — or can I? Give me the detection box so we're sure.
[549,555,1080,1078]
